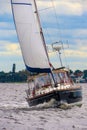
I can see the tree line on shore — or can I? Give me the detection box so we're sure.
[0,69,87,83]
[0,70,29,83]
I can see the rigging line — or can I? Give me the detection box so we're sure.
[38,7,55,43]
[50,1,69,68]
[61,41,68,67]
[44,28,53,44]
[39,11,57,43]
[39,7,53,12]
[41,22,53,43]
[50,0,62,41]
[37,1,58,44]
[39,14,54,44]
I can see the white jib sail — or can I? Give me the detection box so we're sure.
[11,0,51,73]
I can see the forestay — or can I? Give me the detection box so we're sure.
[11,0,51,73]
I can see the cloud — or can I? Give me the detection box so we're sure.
[0,41,21,56]
[61,29,87,41]
[55,1,83,16]
[49,47,87,70]
[65,49,87,58]
[0,22,14,29]
[0,0,87,71]
[37,0,85,16]
[73,29,87,39]
[0,0,11,15]
[43,27,87,45]
[1,0,87,16]
[0,29,17,41]
[48,44,87,60]
[47,39,87,70]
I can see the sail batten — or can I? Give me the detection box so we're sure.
[11,0,51,73]
[11,2,32,6]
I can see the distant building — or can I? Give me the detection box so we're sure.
[12,64,16,73]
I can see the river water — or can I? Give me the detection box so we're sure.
[0,83,87,130]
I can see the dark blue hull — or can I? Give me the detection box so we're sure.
[26,87,82,107]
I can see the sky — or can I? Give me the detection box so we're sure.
[0,0,87,72]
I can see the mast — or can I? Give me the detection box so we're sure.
[33,0,50,61]
[33,0,56,84]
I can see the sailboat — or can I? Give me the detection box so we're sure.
[11,0,82,107]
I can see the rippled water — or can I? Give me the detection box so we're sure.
[0,83,87,130]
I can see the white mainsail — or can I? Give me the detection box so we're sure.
[11,0,51,73]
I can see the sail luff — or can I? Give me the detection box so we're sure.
[33,0,50,62]
[11,0,51,73]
